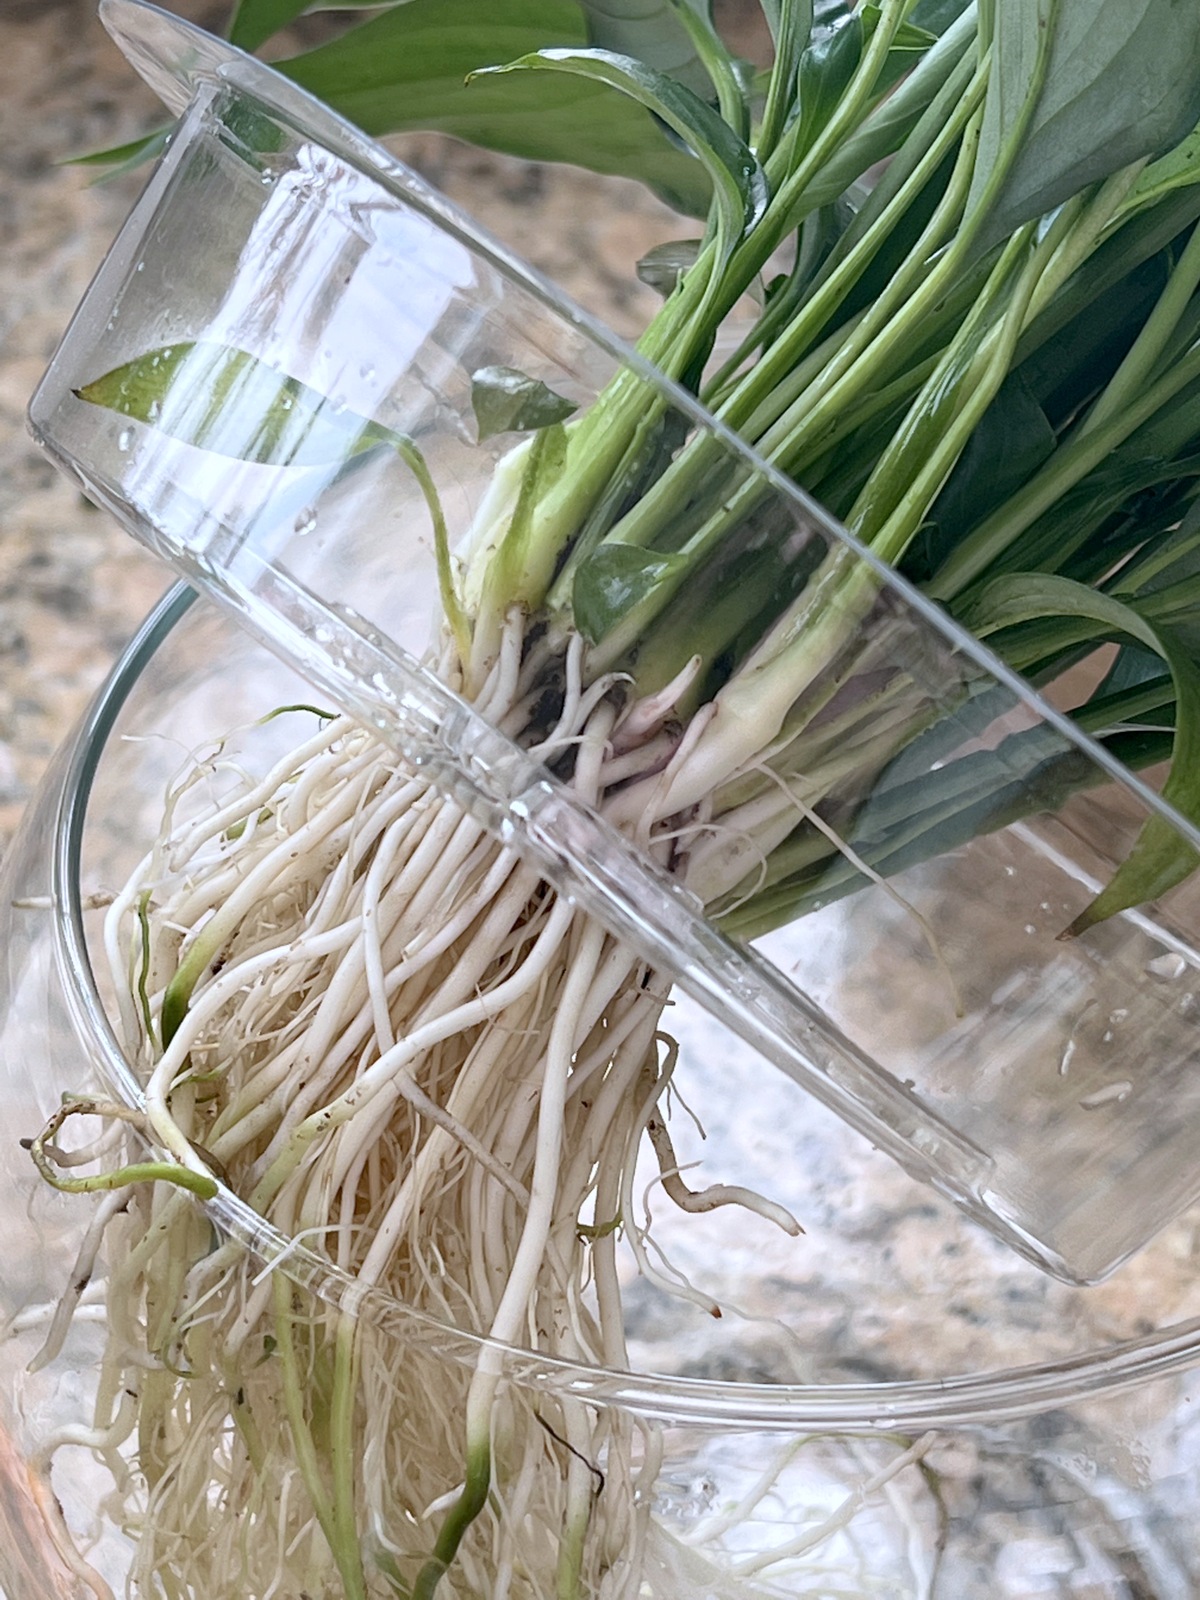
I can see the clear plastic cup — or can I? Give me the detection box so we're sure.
[27,0,1200,1284]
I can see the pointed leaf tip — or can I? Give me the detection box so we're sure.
[471,366,578,441]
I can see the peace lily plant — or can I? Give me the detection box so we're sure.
[28,0,1200,1594]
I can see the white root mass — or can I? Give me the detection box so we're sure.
[34,614,852,1599]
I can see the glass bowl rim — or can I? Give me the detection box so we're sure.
[46,581,1200,1434]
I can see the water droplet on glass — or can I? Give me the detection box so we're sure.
[293,507,317,537]
[1023,923,1037,936]
[116,428,132,452]
[1108,1008,1128,1024]
[1004,865,1016,877]
[260,168,275,186]
[314,624,333,646]
[1079,1080,1132,1109]
[1146,952,1188,981]
[359,362,377,382]
[146,400,161,421]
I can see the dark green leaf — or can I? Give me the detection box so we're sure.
[278,0,712,215]
[1016,186,1200,368]
[471,366,579,441]
[573,542,688,642]
[475,47,766,247]
[970,0,1200,247]
[228,0,313,53]
[961,453,1192,597]
[1017,254,1171,430]
[74,342,389,466]
[796,12,862,153]
[722,725,1102,936]
[1111,498,1200,596]
[912,372,1057,583]
[966,573,1200,934]
[1094,644,1172,702]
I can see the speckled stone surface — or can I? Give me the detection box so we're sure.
[0,0,173,850]
[0,0,691,857]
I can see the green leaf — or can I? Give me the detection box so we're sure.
[64,127,172,175]
[475,48,767,249]
[635,238,705,297]
[579,0,716,99]
[74,342,390,466]
[228,0,313,53]
[77,341,467,651]
[573,542,688,641]
[471,366,579,440]
[965,573,1200,934]
[277,0,713,215]
[970,0,1200,246]
[1123,120,1200,219]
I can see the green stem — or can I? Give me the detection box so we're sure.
[331,1315,363,1597]
[554,69,988,638]
[860,216,1052,565]
[272,1274,367,1600]
[508,8,981,614]
[756,0,812,159]
[722,46,987,438]
[27,1098,219,1200]
[412,1439,492,1600]
[394,437,469,668]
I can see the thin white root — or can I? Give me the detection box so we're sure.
[645,1114,803,1237]
[730,1432,939,1575]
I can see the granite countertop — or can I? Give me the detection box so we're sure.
[0,0,690,856]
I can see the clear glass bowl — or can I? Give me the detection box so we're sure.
[26,0,1200,1284]
[4,585,1200,1595]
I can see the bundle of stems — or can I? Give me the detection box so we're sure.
[33,0,1200,1594]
